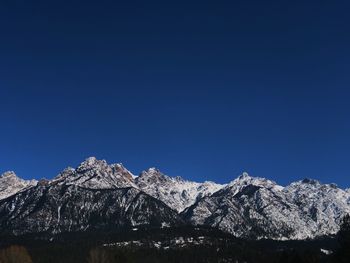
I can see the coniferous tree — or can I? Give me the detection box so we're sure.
[334,214,350,262]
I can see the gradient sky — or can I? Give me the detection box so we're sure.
[0,0,349,187]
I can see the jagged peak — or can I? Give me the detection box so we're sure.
[51,158,137,189]
[284,179,346,194]
[38,178,50,186]
[86,156,97,161]
[292,178,342,190]
[111,163,135,181]
[227,172,283,192]
[329,183,338,189]
[53,167,75,180]
[238,172,251,180]
[140,167,163,177]
[65,159,130,175]
[76,157,108,171]
[0,171,37,200]
[232,172,264,184]
[80,156,107,166]
[110,163,133,174]
[61,167,75,174]
[112,163,125,169]
[0,171,18,178]
[0,171,37,184]
[148,167,160,173]
[301,178,320,185]
[173,175,185,182]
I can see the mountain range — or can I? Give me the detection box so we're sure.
[0,157,349,240]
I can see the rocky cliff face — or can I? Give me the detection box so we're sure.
[51,157,137,189]
[283,179,350,237]
[135,168,224,212]
[0,171,37,200]
[182,173,350,240]
[0,179,181,236]
[1,158,349,240]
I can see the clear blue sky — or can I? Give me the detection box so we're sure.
[0,0,349,188]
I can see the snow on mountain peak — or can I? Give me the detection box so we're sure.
[111,163,135,181]
[77,157,108,171]
[281,179,350,238]
[52,157,137,189]
[144,167,161,175]
[1,160,349,241]
[240,172,250,178]
[233,172,259,183]
[113,163,125,169]
[228,172,283,192]
[84,156,99,164]
[301,178,320,185]
[0,171,37,200]
[183,172,350,240]
[135,169,224,212]
[1,171,17,178]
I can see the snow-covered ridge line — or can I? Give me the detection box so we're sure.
[1,157,349,240]
[0,157,226,211]
[135,167,225,212]
[2,157,349,193]
[0,171,37,200]
[183,172,350,240]
[1,157,349,205]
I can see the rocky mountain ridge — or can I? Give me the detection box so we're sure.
[0,171,37,200]
[182,174,350,239]
[0,157,349,240]
[135,167,224,212]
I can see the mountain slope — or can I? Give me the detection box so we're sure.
[135,168,224,212]
[0,182,182,236]
[1,158,349,240]
[283,179,350,237]
[182,173,311,239]
[0,172,37,200]
[51,157,136,189]
[182,173,350,240]
[50,158,223,212]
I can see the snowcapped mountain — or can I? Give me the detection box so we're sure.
[182,173,350,240]
[0,182,182,235]
[50,158,223,212]
[0,158,183,236]
[225,172,285,194]
[0,171,37,200]
[51,157,137,189]
[182,173,311,239]
[0,158,349,240]
[283,179,350,237]
[0,158,222,214]
[135,168,224,212]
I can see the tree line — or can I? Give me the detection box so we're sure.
[0,215,349,263]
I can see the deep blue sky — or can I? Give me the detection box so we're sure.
[0,0,349,187]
